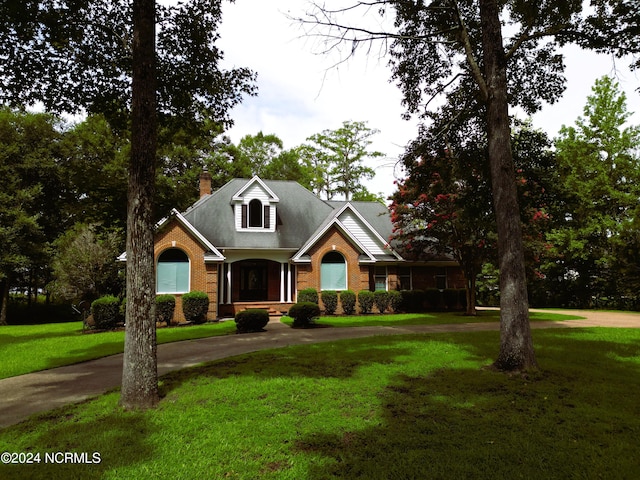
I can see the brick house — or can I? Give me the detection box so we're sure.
[153,174,464,322]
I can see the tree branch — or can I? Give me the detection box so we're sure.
[451,0,488,102]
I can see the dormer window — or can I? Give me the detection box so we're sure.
[249,199,263,227]
[241,199,271,229]
[233,176,279,233]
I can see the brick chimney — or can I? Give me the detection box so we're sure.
[199,168,212,198]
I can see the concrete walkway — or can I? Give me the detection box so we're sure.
[1,309,639,429]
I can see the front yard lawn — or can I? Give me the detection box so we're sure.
[281,310,585,328]
[0,327,638,479]
[0,321,237,380]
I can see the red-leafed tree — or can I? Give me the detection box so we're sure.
[390,135,494,316]
[390,119,559,316]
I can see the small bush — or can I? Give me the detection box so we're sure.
[298,288,318,304]
[235,309,269,333]
[288,302,320,328]
[156,294,176,326]
[91,295,120,330]
[373,290,390,313]
[321,290,338,315]
[181,291,209,324]
[389,290,403,313]
[340,290,356,315]
[358,290,374,314]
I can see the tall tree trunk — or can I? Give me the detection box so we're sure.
[479,0,537,371]
[0,278,8,326]
[120,0,159,409]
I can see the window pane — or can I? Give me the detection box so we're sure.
[249,199,262,227]
[321,262,346,290]
[157,263,178,293]
[157,249,189,294]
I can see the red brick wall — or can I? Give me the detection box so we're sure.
[154,219,218,322]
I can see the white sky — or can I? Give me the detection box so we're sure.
[217,0,640,199]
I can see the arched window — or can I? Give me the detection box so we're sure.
[249,199,262,227]
[321,251,347,291]
[157,248,189,293]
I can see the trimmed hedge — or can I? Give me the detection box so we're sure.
[401,290,424,313]
[389,290,402,313]
[321,290,338,315]
[156,294,176,326]
[181,291,209,324]
[358,290,374,314]
[298,288,318,304]
[288,302,320,328]
[235,309,269,333]
[373,290,390,313]
[425,288,444,310]
[340,290,356,315]
[91,295,120,330]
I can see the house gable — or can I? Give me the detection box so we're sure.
[156,209,225,262]
[292,203,401,264]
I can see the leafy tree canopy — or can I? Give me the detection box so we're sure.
[0,0,256,130]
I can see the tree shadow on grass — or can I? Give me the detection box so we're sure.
[291,329,640,479]
[157,337,423,398]
[0,396,154,480]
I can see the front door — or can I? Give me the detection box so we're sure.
[239,261,268,301]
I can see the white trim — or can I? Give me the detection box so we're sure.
[231,176,280,203]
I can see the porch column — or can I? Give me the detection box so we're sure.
[280,262,285,303]
[225,262,232,304]
[286,263,292,303]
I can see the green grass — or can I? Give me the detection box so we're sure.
[0,327,638,479]
[0,311,584,380]
[281,309,585,327]
[0,321,237,379]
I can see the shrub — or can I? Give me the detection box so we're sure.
[401,290,425,313]
[321,290,338,315]
[458,288,468,310]
[425,288,444,311]
[340,290,356,315]
[181,291,209,324]
[444,288,461,310]
[235,309,269,333]
[156,294,176,326]
[358,290,374,314]
[91,295,120,330]
[287,302,320,328]
[373,290,390,313]
[298,288,318,304]
[389,290,403,313]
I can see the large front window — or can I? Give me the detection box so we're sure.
[157,248,190,293]
[321,251,347,290]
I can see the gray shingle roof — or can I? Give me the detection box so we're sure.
[181,179,394,251]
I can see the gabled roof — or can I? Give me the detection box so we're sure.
[183,178,335,249]
[291,202,402,263]
[157,209,225,262]
[180,177,401,259]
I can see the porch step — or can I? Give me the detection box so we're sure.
[240,305,282,316]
